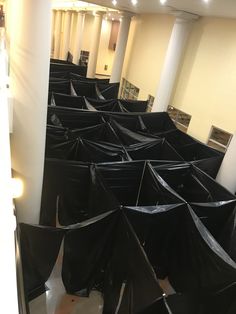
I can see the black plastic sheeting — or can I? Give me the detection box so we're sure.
[20,206,236,313]
[20,211,164,313]
[86,98,148,113]
[102,213,163,314]
[108,119,154,145]
[51,93,124,112]
[97,82,120,99]
[20,82,235,312]
[47,106,104,128]
[46,138,129,162]
[48,81,72,104]
[50,58,74,65]
[51,92,88,109]
[150,163,236,240]
[40,159,119,226]
[46,123,120,147]
[69,72,119,99]
[19,224,65,301]
[46,129,184,163]
[71,80,104,99]
[70,72,110,84]
[46,105,223,176]
[50,62,87,77]
[23,154,236,313]
[143,128,224,178]
[126,140,183,162]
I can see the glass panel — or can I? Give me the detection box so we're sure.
[126,81,131,89]
[177,111,191,127]
[167,106,178,121]
[120,79,139,100]
[210,127,232,146]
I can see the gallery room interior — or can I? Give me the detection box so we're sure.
[1,0,236,313]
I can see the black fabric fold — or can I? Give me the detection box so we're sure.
[19,224,65,301]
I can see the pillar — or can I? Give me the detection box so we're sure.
[72,11,85,65]
[0,26,18,313]
[60,10,71,60]
[53,10,62,59]
[216,133,236,194]
[110,14,132,83]
[152,11,198,112]
[51,10,56,57]
[10,0,51,223]
[87,12,104,78]
[69,11,75,53]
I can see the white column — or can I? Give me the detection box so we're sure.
[53,10,62,59]
[60,10,71,60]
[152,12,198,112]
[110,14,132,83]
[10,0,51,223]
[0,26,18,314]
[51,10,56,57]
[216,133,236,194]
[73,11,85,65]
[87,12,104,78]
[69,11,75,53]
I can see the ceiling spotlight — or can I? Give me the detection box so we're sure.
[131,0,138,5]
[203,0,209,2]
[160,0,167,5]
[112,0,117,5]
[112,17,114,21]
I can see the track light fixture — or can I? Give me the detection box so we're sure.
[112,0,117,6]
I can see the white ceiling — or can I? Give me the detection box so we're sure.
[82,0,236,19]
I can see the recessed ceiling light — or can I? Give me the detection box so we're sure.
[112,0,117,5]
[160,0,167,5]
[131,0,138,5]
[203,0,209,2]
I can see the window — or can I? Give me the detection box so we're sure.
[79,50,89,66]
[120,78,139,100]
[207,126,232,152]
[147,95,155,112]
[167,106,191,132]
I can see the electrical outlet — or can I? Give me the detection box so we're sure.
[104,64,108,71]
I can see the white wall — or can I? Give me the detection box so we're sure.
[81,14,115,76]
[122,14,236,142]
[172,17,236,142]
[122,14,175,100]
